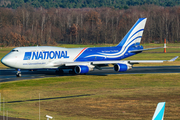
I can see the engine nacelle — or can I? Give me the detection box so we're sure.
[74,65,91,74]
[114,63,132,72]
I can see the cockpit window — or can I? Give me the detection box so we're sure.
[11,50,19,52]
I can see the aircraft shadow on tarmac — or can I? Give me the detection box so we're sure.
[1,66,180,82]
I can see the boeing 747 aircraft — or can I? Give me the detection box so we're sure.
[1,18,178,77]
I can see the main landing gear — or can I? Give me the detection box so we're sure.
[16,69,21,77]
[56,69,64,75]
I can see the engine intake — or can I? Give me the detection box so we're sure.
[74,65,89,74]
[114,63,132,72]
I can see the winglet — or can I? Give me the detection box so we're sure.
[169,56,179,62]
[152,102,166,120]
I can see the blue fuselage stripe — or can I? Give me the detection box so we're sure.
[75,44,142,61]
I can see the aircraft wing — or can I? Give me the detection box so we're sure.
[92,56,178,65]
[128,56,178,64]
[54,56,178,67]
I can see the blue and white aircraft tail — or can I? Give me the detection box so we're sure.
[152,102,166,120]
[118,18,146,47]
[1,18,178,77]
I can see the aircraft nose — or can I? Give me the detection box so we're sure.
[1,57,11,67]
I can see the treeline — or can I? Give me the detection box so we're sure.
[1,0,180,9]
[0,5,180,47]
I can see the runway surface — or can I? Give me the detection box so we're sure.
[1,66,180,82]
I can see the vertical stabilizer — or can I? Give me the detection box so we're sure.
[117,18,147,47]
[152,102,166,120]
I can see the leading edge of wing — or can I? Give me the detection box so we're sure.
[54,56,179,67]
[92,56,178,65]
[128,56,178,64]
[53,56,178,67]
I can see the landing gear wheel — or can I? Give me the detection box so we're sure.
[16,73,21,77]
[16,69,21,77]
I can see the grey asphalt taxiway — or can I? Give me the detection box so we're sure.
[1,66,180,82]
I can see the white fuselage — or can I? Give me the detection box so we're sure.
[2,46,84,69]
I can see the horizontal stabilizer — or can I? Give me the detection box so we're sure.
[128,47,163,53]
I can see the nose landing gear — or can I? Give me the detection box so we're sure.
[16,69,21,77]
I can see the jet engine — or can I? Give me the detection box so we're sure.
[114,63,132,72]
[74,65,94,74]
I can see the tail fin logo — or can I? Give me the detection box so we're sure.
[82,18,147,59]
[117,18,147,47]
[152,102,166,120]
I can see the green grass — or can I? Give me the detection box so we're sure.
[0,74,180,119]
[0,44,179,119]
